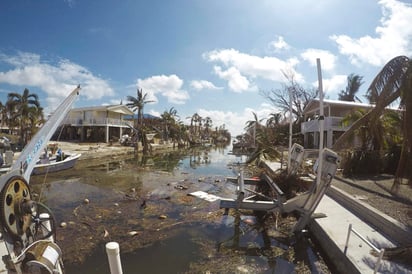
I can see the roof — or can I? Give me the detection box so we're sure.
[124,113,160,120]
[70,104,134,115]
[303,98,374,114]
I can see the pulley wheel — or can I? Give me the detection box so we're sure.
[0,176,32,239]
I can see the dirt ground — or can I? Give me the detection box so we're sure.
[331,175,412,228]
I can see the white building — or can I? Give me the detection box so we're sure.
[301,99,376,149]
[61,105,134,143]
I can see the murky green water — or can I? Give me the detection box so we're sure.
[30,145,329,274]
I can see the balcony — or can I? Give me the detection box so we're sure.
[301,116,350,133]
[63,118,133,128]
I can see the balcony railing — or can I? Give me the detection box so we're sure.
[301,116,350,133]
[63,118,133,127]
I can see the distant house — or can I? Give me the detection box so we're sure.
[58,105,134,143]
[301,99,376,149]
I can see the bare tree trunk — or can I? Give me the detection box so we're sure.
[392,137,407,192]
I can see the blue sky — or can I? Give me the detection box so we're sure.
[0,0,411,136]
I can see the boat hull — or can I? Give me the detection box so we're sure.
[31,153,81,175]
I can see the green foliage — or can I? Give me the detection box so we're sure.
[5,88,43,145]
[338,73,364,102]
[341,150,382,176]
[341,147,404,177]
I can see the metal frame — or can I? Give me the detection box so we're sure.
[344,223,385,274]
[220,146,341,233]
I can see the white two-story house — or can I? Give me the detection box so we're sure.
[301,99,375,149]
[57,105,134,143]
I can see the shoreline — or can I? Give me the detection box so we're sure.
[11,141,177,162]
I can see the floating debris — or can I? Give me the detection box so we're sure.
[127,231,139,237]
[60,222,67,228]
[159,214,167,220]
[84,198,90,204]
[174,184,188,190]
[103,229,109,238]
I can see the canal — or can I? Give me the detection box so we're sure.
[30,144,330,273]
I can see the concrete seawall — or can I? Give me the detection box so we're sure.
[260,159,411,273]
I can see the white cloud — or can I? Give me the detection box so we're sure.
[213,66,254,92]
[0,51,114,105]
[321,75,348,98]
[301,49,337,71]
[330,0,412,66]
[203,48,303,92]
[136,74,189,104]
[148,109,161,118]
[198,103,276,136]
[108,98,123,105]
[64,0,75,7]
[190,80,222,91]
[268,36,290,52]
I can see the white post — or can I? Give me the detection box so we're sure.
[106,242,123,274]
[288,87,293,172]
[316,58,324,183]
[39,213,64,274]
[39,213,53,241]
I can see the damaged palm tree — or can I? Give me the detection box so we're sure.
[333,56,412,191]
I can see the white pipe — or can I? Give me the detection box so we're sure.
[288,87,293,171]
[106,242,123,274]
[39,213,53,241]
[316,58,324,183]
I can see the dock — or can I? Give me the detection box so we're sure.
[261,160,412,273]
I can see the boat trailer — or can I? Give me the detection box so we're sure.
[192,144,341,233]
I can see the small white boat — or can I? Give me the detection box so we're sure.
[31,152,81,175]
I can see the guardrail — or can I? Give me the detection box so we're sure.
[344,224,385,274]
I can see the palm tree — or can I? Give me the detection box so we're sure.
[340,109,366,150]
[203,116,212,139]
[340,107,402,176]
[245,112,280,162]
[126,88,154,128]
[27,105,45,139]
[189,113,202,135]
[160,107,179,142]
[333,55,412,190]
[338,73,364,102]
[6,88,43,145]
[266,112,282,127]
[0,102,7,130]
[244,112,262,148]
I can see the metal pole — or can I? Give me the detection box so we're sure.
[374,248,385,274]
[288,87,293,172]
[236,171,245,209]
[106,242,123,274]
[344,223,352,254]
[316,58,324,183]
